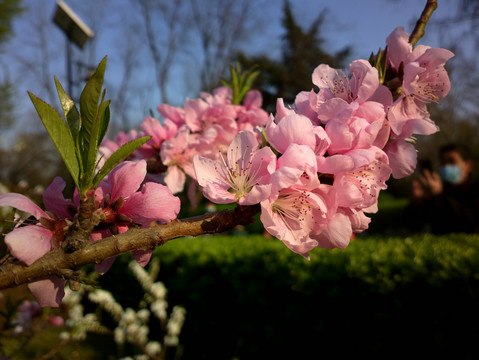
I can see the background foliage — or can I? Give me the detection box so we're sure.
[98,233,479,359]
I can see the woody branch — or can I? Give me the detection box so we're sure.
[0,205,260,290]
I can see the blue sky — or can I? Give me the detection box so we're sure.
[1,0,460,138]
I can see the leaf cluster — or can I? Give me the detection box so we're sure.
[27,57,150,197]
[220,62,260,105]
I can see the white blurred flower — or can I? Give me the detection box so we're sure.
[59,331,71,341]
[150,282,167,300]
[167,306,186,336]
[137,325,149,345]
[145,341,162,356]
[129,261,153,291]
[123,308,136,324]
[114,327,126,345]
[151,299,168,320]
[137,308,150,322]
[89,289,123,321]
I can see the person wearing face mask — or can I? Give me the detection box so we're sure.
[405,143,479,234]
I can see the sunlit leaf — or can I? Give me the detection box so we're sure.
[79,56,107,168]
[85,89,107,186]
[54,76,80,145]
[92,136,151,187]
[28,92,80,189]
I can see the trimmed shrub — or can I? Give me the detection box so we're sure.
[100,234,479,359]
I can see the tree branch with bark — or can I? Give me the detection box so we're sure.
[0,205,260,290]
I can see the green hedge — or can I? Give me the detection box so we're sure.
[100,234,479,359]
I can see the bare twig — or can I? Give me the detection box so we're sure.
[0,205,260,290]
[409,0,438,47]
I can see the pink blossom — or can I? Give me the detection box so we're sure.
[157,103,186,127]
[0,177,73,307]
[194,130,276,205]
[265,113,317,154]
[260,184,336,259]
[160,125,198,193]
[331,147,391,211]
[271,144,320,193]
[385,26,454,142]
[92,160,181,272]
[322,101,387,154]
[184,87,239,134]
[312,59,380,122]
[137,117,178,158]
[237,90,269,131]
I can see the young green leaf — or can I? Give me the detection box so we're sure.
[28,91,80,189]
[84,90,108,188]
[222,62,260,105]
[54,77,83,174]
[54,76,81,145]
[92,136,151,188]
[97,99,110,147]
[79,56,107,167]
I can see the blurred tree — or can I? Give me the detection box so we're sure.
[0,1,72,196]
[136,0,189,106]
[236,0,350,112]
[189,0,267,93]
[0,0,24,130]
[0,131,68,202]
[0,0,23,47]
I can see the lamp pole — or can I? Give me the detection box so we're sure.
[52,1,94,100]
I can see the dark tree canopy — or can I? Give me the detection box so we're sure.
[236,0,350,112]
[0,0,24,130]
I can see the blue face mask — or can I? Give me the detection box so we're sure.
[439,165,462,184]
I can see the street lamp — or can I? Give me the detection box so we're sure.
[53,1,94,99]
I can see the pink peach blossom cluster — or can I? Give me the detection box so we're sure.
[100,87,268,195]
[193,26,453,258]
[0,26,454,307]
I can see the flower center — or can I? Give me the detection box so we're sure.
[218,147,261,200]
[272,190,312,224]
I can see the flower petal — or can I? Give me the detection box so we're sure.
[108,160,147,201]
[43,177,72,219]
[28,276,66,307]
[164,165,186,194]
[122,182,180,225]
[5,226,52,265]
[313,212,352,249]
[0,193,47,220]
[95,257,116,274]
[132,249,153,267]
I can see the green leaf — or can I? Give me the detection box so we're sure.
[28,91,80,189]
[54,76,80,145]
[97,99,110,147]
[222,62,260,105]
[79,56,107,168]
[239,69,259,101]
[84,90,107,188]
[54,76,83,174]
[92,136,151,188]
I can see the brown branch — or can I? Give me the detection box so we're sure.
[409,0,438,47]
[0,205,260,290]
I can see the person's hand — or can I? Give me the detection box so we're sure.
[414,169,443,198]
